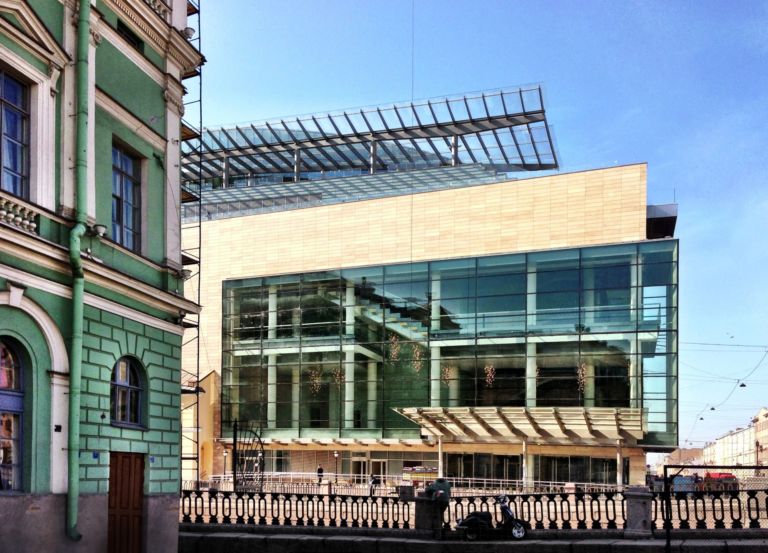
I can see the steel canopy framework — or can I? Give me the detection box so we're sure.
[394,406,647,447]
[182,86,558,182]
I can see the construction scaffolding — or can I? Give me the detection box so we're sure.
[180,0,203,484]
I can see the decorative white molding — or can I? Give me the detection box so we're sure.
[7,282,24,307]
[98,20,166,86]
[0,0,70,70]
[0,228,199,319]
[0,286,71,494]
[0,289,70,376]
[96,88,167,151]
[0,264,186,336]
[0,44,57,211]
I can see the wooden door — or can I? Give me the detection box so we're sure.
[108,452,144,553]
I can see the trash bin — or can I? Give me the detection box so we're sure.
[397,485,415,500]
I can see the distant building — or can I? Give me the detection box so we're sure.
[181,88,679,489]
[702,407,768,468]
[655,447,703,475]
[754,407,768,466]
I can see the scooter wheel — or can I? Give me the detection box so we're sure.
[510,521,526,540]
[464,527,479,541]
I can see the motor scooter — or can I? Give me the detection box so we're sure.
[456,495,530,541]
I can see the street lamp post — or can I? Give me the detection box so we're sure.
[334,450,339,484]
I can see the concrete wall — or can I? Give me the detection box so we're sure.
[0,494,177,553]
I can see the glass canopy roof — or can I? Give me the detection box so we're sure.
[182,86,558,183]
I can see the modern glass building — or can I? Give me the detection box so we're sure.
[182,88,678,487]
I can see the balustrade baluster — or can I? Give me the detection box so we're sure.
[339,495,349,528]
[746,491,760,529]
[728,490,743,529]
[712,492,726,529]
[328,495,338,527]
[381,498,391,529]
[234,491,245,524]
[559,493,572,530]
[270,495,280,525]
[294,494,306,526]
[533,494,545,530]
[605,492,617,530]
[257,493,267,525]
[221,491,232,524]
[589,493,602,529]
[369,497,379,528]
[574,492,587,530]
[545,493,558,529]
[208,490,220,524]
[246,492,256,525]
[181,490,192,523]
[282,494,293,525]
[193,490,204,524]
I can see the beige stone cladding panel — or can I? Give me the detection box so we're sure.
[182,164,647,380]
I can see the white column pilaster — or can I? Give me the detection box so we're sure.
[345,282,355,336]
[268,286,277,339]
[430,347,441,407]
[291,366,300,429]
[344,350,355,428]
[367,360,377,427]
[526,342,537,407]
[267,355,277,428]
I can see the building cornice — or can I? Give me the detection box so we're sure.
[0,225,199,317]
[0,263,184,335]
[102,0,203,78]
[96,87,167,150]
[0,0,70,72]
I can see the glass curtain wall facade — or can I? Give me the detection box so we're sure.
[221,240,677,446]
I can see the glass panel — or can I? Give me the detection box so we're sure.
[129,389,140,423]
[0,342,19,390]
[3,107,22,139]
[2,75,24,108]
[1,172,21,196]
[0,412,20,491]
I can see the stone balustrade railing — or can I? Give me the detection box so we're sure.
[0,194,39,235]
[144,0,170,21]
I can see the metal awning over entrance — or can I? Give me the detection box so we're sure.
[394,406,646,447]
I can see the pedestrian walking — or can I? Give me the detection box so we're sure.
[317,464,324,485]
[368,473,379,497]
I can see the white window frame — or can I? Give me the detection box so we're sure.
[0,44,56,211]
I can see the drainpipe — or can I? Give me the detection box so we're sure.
[67,0,91,541]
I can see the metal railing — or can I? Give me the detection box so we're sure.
[183,472,622,496]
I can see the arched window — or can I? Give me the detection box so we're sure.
[0,339,23,491]
[111,357,143,426]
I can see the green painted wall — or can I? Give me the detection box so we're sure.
[28,0,64,44]
[95,1,166,69]
[78,306,182,494]
[0,31,49,73]
[95,41,166,137]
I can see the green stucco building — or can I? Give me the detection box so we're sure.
[0,1,201,551]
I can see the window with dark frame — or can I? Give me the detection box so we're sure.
[110,357,143,426]
[112,144,141,252]
[0,71,29,199]
[0,339,23,492]
[116,20,144,52]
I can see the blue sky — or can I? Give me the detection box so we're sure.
[198,1,768,449]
